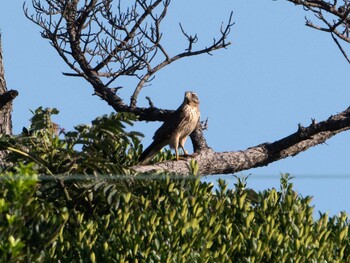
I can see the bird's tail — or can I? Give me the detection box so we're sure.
[138,141,164,165]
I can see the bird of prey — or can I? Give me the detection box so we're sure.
[138,91,200,165]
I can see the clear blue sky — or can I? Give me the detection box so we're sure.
[1,1,350,216]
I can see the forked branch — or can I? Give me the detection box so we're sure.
[287,0,350,63]
[24,0,234,109]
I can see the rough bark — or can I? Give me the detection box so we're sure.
[132,107,350,175]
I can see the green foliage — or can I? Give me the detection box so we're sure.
[1,109,350,261]
[0,107,143,175]
[1,169,350,262]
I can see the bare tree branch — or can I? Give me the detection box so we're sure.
[24,0,233,158]
[133,106,350,175]
[130,11,233,107]
[24,0,233,108]
[287,0,350,63]
[331,32,350,63]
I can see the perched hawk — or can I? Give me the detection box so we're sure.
[138,91,200,164]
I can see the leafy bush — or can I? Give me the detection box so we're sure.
[1,171,350,262]
[0,108,349,262]
[0,107,143,175]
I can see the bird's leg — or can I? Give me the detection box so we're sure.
[175,147,190,160]
[175,146,193,160]
[181,146,189,156]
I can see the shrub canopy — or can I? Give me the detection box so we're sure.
[0,108,349,262]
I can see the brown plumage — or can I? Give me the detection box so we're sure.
[138,91,200,165]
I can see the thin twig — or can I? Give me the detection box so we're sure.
[331,32,350,63]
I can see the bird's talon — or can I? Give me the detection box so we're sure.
[176,154,194,160]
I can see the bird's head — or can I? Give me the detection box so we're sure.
[184,91,199,105]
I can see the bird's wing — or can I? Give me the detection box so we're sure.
[152,107,188,143]
[138,140,166,164]
[138,107,187,164]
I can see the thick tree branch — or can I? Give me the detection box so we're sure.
[133,106,350,175]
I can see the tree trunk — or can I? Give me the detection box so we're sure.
[0,33,18,164]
